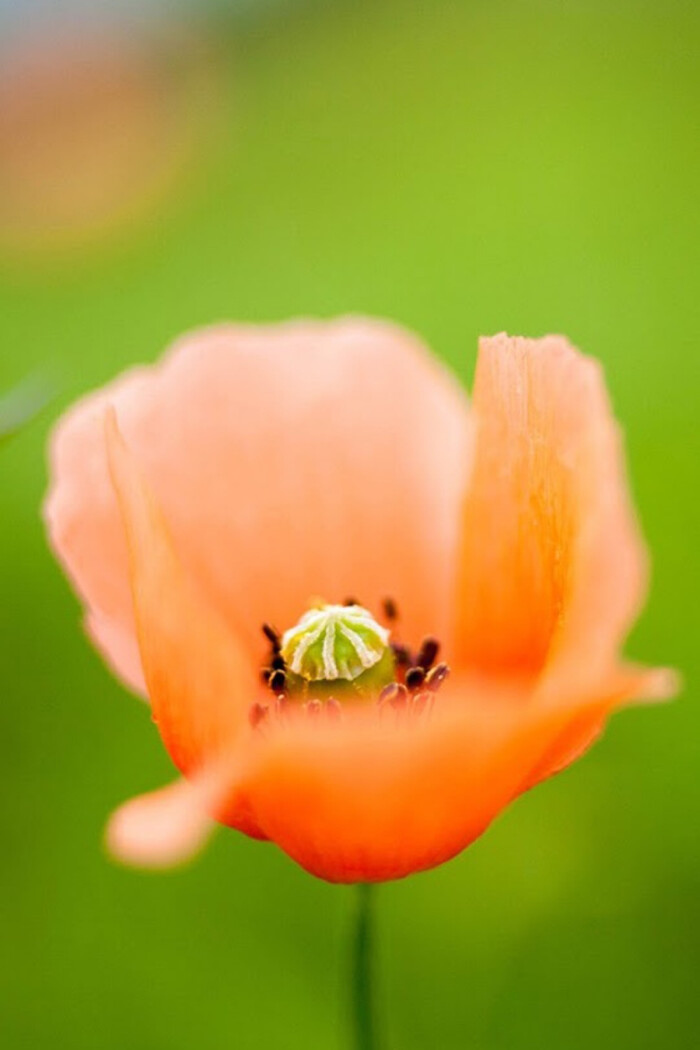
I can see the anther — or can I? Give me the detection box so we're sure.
[417,637,440,671]
[378,681,408,708]
[262,623,281,652]
[412,691,431,715]
[378,682,401,705]
[249,702,268,728]
[405,666,425,692]
[425,663,450,692]
[382,597,398,622]
[391,643,412,668]
[269,668,287,694]
[389,684,408,710]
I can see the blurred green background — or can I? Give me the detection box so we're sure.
[1,1,698,1047]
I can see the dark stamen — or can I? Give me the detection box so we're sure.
[389,684,408,709]
[249,702,268,728]
[271,654,286,671]
[379,682,399,705]
[344,596,359,607]
[405,666,425,692]
[269,668,286,694]
[391,642,412,668]
[382,597,398,622]
[260,667,272,685]
[425,663,450,692]
[417,637,440,671]
[262,622,281,652]
[378,682,408,709]
[412,691,431,714]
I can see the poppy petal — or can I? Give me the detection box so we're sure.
[44,319,470,687]
[224,679,629,883]
[105,410,256,771]
[85,608,147,696]
[114,665,677,879]
[106,767,230,869]
[525,664,679,789]
[454,334,648,694]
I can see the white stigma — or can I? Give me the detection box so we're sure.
[281,604,390,682]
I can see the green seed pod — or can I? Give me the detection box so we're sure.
[281,604,395,701]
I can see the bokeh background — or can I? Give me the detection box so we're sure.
[1,1,698,1047]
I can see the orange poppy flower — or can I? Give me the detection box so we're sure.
[44,320,676,882]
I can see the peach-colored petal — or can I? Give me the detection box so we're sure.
[524,664,678,790]
[106,664,678,879]
[454,334,648,696]
[106,767,229,869]
[105,411,256,772]
[221,678,634,883]
[85,608,147,696]
[44,319,470,689]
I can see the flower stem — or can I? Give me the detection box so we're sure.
[351,883,379,1050]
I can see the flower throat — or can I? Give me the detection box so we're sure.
[252,599,450,726]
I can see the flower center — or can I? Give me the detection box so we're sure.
[254,598,450,726]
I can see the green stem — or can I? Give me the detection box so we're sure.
[351,883,379,1050]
